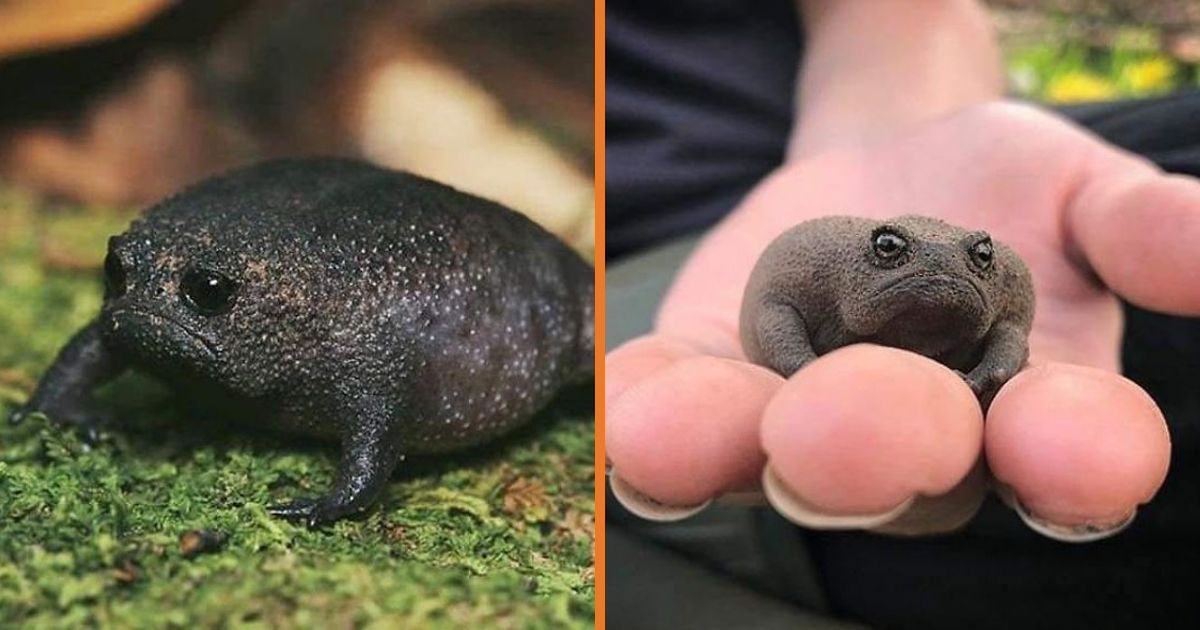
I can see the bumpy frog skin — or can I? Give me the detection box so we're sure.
[739,215,1034,403]
[10,158,594,526]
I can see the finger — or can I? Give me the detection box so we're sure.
[604,334,710,520]
[1067,153,1200,315]
[606,354,783,519]
[985,363,1171,542]
[604,335,700,413]
[761,345,985,533]
[869,457,989,536]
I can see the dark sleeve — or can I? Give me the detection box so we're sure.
[1060,92,1200,177]
[605,0,802,258]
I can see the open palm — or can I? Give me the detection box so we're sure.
[607,103,1183,539]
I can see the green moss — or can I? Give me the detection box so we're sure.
[0,189,595,627]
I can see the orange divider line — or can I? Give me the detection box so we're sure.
[593,0,606,627]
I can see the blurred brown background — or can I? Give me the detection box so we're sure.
[0,0,594,253]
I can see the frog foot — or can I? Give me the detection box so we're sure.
[268,497,355,528]
[9,402,108,445]
[953,369,1001,407]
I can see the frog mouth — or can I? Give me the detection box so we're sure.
[104,308,220,360]
[874,272,988,312]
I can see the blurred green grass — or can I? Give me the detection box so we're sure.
[999,12,1196,103]
[0,189,595,627]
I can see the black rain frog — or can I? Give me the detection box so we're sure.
[10,158,594,526]
[739,215,1034,404]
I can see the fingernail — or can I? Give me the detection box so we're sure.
[608,470,712,522]
[872,458,988,536]
[716,489,768,507]
[996,484,1136,543]
[762,466,913,530]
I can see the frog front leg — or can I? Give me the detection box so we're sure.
[751,300,819,377]
[269,394,404,527]
[9,320,126,442]
[964,322,1029,405]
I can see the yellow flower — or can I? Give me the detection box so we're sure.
[1121,57,1175,93]
[1044,72,1118,103]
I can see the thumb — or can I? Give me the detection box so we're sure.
[1068,150,1200,315]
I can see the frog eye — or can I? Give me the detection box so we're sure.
[969,237,995,270]
[103,250,127,298]
[180,266,238,316]
[871,228,909,260]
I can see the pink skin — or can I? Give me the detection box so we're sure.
[987,364,1171,526]
[606,102,1180,533]
[607,346,781,505]
[761,345,982,516]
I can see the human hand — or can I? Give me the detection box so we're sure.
[606,102,1180,540]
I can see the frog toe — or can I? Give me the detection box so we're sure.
[8,406,31,425]
[52,406,111,440]
[268,497,318,520]
[268,497,351,528]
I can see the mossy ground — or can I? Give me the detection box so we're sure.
[0,189,595,628]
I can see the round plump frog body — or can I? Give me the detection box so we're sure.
[16,158,593,525]
[740,215,1033,401]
